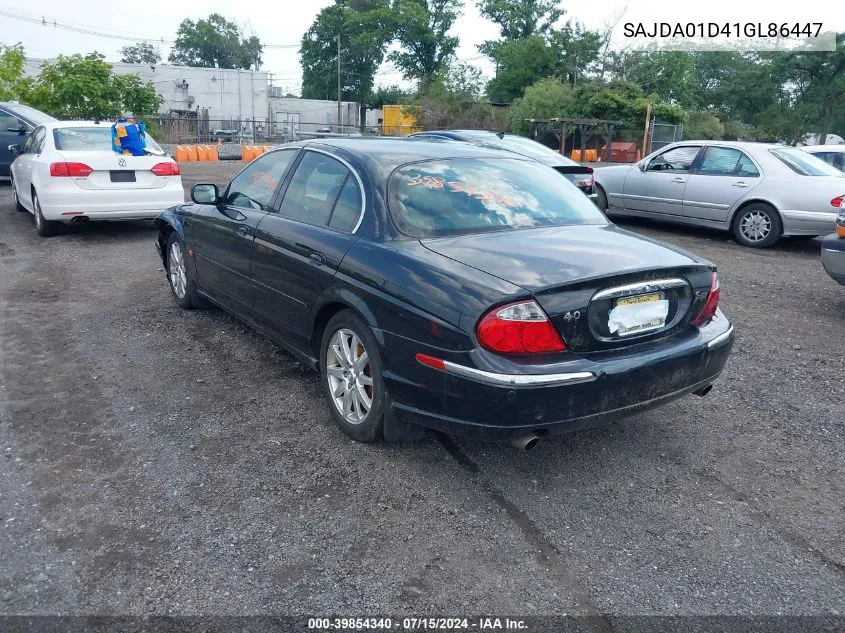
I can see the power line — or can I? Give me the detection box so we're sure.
[0,7,300,49]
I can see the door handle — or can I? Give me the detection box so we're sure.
[671,177,687,183]
[237,225,251,237]
[732,181,750,187]
[309,252,326,267]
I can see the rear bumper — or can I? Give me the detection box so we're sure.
[821,234,845,285]
[383,311,734,440]
[37,182,185,221]
[781,209,838,236]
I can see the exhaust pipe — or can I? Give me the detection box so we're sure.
[693,384,713,397]
[70,216,90,224]
[510,433,540,451]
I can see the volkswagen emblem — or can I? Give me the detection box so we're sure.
[118,158,127,167]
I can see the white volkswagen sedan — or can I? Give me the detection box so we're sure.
[594,141,845,248]
[9,121,184,236]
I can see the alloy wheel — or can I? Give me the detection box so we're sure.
[325,328,374,424]
[739,210,771,243]
[168,242,188,299]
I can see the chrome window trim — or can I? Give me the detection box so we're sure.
[440,360,595,388]
[591,278,689,302]
[303,147,367,234]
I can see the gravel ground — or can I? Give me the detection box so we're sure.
[0,163,843,621]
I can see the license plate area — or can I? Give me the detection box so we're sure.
[110,171,136,183]
[608,292,669,337]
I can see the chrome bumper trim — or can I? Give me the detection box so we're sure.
[707,326,734,349]
[441,360,596,388]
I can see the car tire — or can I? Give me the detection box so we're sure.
[33,192,58,237]
[732,203,782,248]
[165,232,196,309]
[10,175,26,212]
[595,185,609,211]
[319,310,385,442]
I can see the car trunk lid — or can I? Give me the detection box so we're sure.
[553,165,595,195]
[421,224,715,351]
[55,151,173,190]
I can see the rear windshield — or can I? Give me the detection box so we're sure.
[388,158,607,237]
[770,147,843,176]
[53,127,164,154]
[463,132,578,166]
[9,104,56,125]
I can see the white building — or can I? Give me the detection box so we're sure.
[269,93,381,136]
[24,59,269,124]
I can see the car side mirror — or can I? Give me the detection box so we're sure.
[8,144,20,157]
[191,183,219,205]
[638,161,646,171]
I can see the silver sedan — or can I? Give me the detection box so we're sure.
[594,141,845,247]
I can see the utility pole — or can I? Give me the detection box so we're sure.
[336,35,342,133]
[642,102,652,158]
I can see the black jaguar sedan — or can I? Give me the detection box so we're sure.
[155,138,734,449]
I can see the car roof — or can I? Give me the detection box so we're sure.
[285,137,530,170]
[0,101,57,125]
[47,120,119,128]
[801,144,845,151]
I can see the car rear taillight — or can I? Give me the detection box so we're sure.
[50,162,93,177]
[151,162,180,176]
[476,300,566,354]
[576,173,595,188]
[692,272,720,327]
[831,195,845,208]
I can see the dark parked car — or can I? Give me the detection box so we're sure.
[155,138,734,449]
[0,101,56,181]
[408,129,598,200]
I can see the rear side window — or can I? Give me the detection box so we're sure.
[279,152,361,230]
[53,127,164,154]
[810,151,844,171]
[697,147,759,177]
[388,158,607,238]
[771,148,843,176]
[329,176,363,231]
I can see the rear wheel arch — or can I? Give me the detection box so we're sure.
[729,198,782,227]
[311,294,382,361]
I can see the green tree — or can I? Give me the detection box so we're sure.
[0,43,29,101]
[477,0,562,40]
[26,53,162,119]
[369,84,414,108]
[550,22,602,85]
[486,36,555,103]
[507,76,683,135]
[415,61,493,129]
[683,111,726,140]
[391,0,460,87]
[300,0,395,128]
[169,14,262,70]
[119,42,161,65]
[506,77,575,133]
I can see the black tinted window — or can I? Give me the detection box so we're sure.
[0,110,21,132]
[225,149,297,210]
[279,152,350,226]
[329,176,362,232]
[647,146,701,172]
[388,158,607,238]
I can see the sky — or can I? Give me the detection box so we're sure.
[1,1,842,94]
